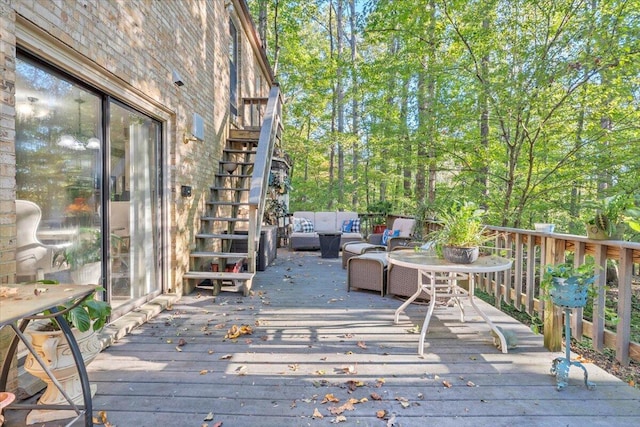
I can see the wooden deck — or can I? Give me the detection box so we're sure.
[7,249,640,426]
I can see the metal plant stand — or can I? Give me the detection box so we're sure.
[549,281,596,391]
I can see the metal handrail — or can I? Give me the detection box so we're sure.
[246,86,283,273]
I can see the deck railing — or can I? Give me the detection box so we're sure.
[422,220,640,365]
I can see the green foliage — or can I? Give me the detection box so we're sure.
[540,263,598,299]
[55,228,102,270]
[41,284,111,333]
[428,201,489,249]
[259,0,639,229]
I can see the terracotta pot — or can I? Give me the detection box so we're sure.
[442,245,479,264]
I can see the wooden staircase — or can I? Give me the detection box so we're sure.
[183,85,283,297]
[183,129,260,296]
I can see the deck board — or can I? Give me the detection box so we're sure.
[5,249,639,426]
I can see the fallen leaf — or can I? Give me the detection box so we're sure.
[235,365,248,375]
[370,392,382,401]
[333,415,347,423]
[357,341,367,349]
[175,346,182,352]
[342,365,357,374]
[312,408,324,419]
[225,324,250,339]
[376,409,386,418]
[219,354,233,360]
[199,369,209,375]
[442,380,452,388]
[178,338,187,346]
[466,381,476,387]
[322,393,340,403]
[313,370,326,376]
[406,325,420,334]
[204,412,214,421]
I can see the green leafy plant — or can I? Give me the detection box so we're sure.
[55,228,102,270]
[368,200,393,225]
[584,194,637,238]
[429,201,490,250]
[540,262,598,299]
[37,282,111,332]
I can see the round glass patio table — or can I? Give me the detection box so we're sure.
[387,251,513,356]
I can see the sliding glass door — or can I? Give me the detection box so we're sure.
[108,102,161,306]
[15,54,163,318]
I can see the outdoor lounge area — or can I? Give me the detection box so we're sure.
[4,249,639,426]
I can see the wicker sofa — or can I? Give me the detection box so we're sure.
[289,211,363,250]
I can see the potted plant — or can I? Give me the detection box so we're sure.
[540,263,597,308]
[24,284,110,417]
[584,194,635,240]
[368,200,393,234]
[55,228,115,284]
[428,201,489,264]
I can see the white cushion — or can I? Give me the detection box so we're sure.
[391,218,416,238]
[314,212,336,233]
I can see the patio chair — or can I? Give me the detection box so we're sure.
[15,199,69,280]
[342,217,417,268]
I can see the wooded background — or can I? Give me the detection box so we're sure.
[249,0,639,235]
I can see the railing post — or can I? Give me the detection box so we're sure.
[543,237,565,352]
[592,245,607,351]
[617,248,633,366]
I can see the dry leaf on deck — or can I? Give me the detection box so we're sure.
[199,369,209,375]
[342,365,357,374]
[219,354,233,360]
[178,338,187,346]
[322,393,340,403]
[333,415,347,423]
[376,410,387,419]
[442,380,452,388]
[225,324,253,339]
[203,411,214,420]
[356,341,367,349]
[370,392,382,401]
[312,408,324,419]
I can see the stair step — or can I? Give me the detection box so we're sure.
[215,173,252,178]
[224,148,257,154]
[206,201,251,207]
[190,251,249,258]
[195,233,249,240]
[221,160,253,166]
[190,272,254,296]
[210,186,249,191]
[200,216,249,222]
[228,130,260,141]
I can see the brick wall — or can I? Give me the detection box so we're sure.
[0,0,273,394]
[2,0,272,294]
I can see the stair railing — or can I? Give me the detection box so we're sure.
[247,85,283,273]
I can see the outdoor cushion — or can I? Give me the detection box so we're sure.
[381,229,400,245]
[300,218,315,233]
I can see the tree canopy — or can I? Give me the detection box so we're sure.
[249,0,640,235]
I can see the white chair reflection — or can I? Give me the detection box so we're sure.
[15,199,70,281]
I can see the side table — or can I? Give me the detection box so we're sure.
[318,232,342,258]
[0,284,98,427]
